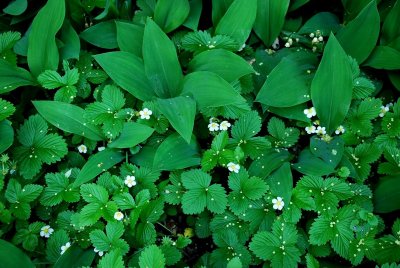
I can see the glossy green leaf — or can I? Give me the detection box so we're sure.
[54,245,95,268]
[212,0,234,26]
[154,0,190,33]
[311,34,353,134]
[3,0,27,16]
[0,239,34,268]
[298,12,340,34]
[341,0,372,20]
[74,149,125,186]
[363,46,400,70]
[256,57,313,107]
[293,149,335,176]
[253,0,290,46]
[153,133,200,171]
[109,122,154,149]
[248,148,291,178]
[0,120,14,154]
[0,59,36,94]
[143,18,183,98]
[115,21,144,57]
[157,96,196,143]
[80,21,118,49]
[94,52,156,101]
[336,1,380,64]
[27,0,65,77]
[381,0,400,44]
[60,20,80,60]
[215,0,257,47]
[374,175,400,213]
[183,0,203,30]
[188,49,254,83]
[182,71,246,109]
[33,101,103,141]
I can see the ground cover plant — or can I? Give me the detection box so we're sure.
[0,0,400,267]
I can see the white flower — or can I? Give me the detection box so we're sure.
[379,105,389,117]
[61,242,71,255]
[94,248,104,257]
[312,46,317,52]
[78,144,87,154]
[208,122,219,132]
[64,169,72,178]
[309,33,315,38]
[284,42,290,48]
[272,197,284,210]
[272,38,280,49]
[40,225,54,238]
[219,121,231,131]
[227,162,240,173]
[316,126,326,135]
[304,107,317,118]
[114,211,124,221]
[335,125,345,135]
[139,108,152,120]
[288,38,293,45]
[124,175,136,188]
[98,146,105,152]
[318,36,324,42]
[312,37,319,44]
[238,43,246,52]
[305,125,316,134]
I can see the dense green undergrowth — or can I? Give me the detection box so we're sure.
[1,0,400,267]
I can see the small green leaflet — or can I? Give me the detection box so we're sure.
[13,115,68,179]
[0,120,13,154]
[0,98,16,121]
[201,131,235,171]
[0,31,21,65]
[347,98,381,137]
[181,169,227,214]
[138,245,166,268]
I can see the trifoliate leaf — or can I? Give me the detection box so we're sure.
[344,143,382,181]
[267,117,299,148]
[181,169,227,214]
[90,222,128,255]
[378,147,400,175]
[40,172,80,206]
[13,115,68,179]
[5,179,43,204]
[249,219,301,268]
[138,245,166,268]
[38,70,65,89]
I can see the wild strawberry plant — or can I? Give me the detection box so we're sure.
[0,0,400,267]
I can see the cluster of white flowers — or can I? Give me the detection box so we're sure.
[139,108,152,120]
[309,30,323,52]
[335,125,345,135]
[40,225,54,238]
[114,211,124,221]
[227,162,240,173]
[61,242,71,255]
[124,175,137,188]
[272,197,284,210]
[208,118,231,132]
[303,107,345,137]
